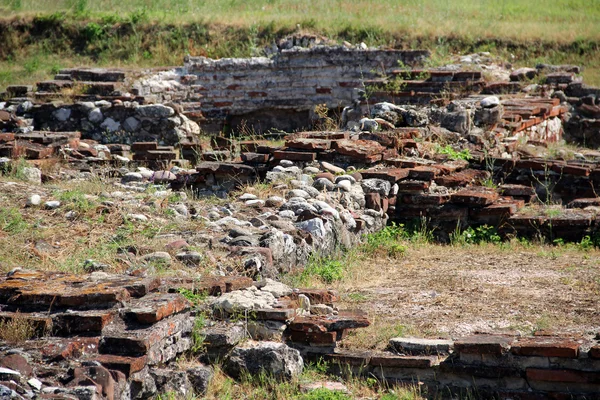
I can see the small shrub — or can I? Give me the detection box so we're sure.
[0,313,37,343]
[362,223,407,257]
[451,224,501,246]
[190,313,207,353]
[297,256,346,285]
[178,287,208,307]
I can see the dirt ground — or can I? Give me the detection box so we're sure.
[336,243,600,350]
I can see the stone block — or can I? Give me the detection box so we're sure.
[455,335,514,356]
[389,337,454,355]
[369,354,440,368]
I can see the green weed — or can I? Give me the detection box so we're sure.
[300,256,346,285]
[435,145,472,161]
[450,224,501,246]
[0,207,28,233]
[191,313,207,353]
[361,223,407,257]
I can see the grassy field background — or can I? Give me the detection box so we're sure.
[0,0,599,90]
[2,0,599,42]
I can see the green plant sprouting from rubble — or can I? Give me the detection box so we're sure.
[435,144,472,161]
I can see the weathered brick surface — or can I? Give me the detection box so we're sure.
[511,337,580,358]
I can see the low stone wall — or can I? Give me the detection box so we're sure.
[29,101,199,146]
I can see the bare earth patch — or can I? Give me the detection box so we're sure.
[337,243,600,350]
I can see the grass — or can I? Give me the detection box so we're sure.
[204,363,425,400]
[0,1,600,91]
[1,0,598,43]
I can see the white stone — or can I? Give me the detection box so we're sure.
[88,107,103,123]
[336,180,352,192]
[320,161,345,174]
[245,199,265,208]
[44,200,60,210]
[265,196,285,207]
[26,194,41,207]
[127,213,148,222]
[27,378,42,391]
[123,116,140,131]
[22,167,41,184]
[239,193,258,201]
[480,96,500,108]
[212,288,277,313]
[255,278,292,298]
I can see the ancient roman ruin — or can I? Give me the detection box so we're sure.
[1,35,600,399]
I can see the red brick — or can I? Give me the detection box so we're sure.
[451,188,499,207]
[273,150,316,161]
[589,345,600,359]
[241,152,270,163]
[408,166,438,181]
[288,330,336,345]
[126,293,190,324]
[248,91,267,98]
[499,184,536,197]
[551,164,590,177]
[396,180,429,193]
[360,168,410,184]
[254,308,296,321]
[332,139,385,161]
[0,133,15,143]
[526,368,600,384]
[131,142,158,151]
[511,337,580,358]
[435,169,490,187]
[53,310,114,335]
[515,159,550,171]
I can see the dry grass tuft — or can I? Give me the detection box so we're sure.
[0,313,38,344]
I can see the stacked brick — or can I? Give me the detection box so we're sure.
[0,131,81,159]
[305,334,600,398]
[0,270,263,398]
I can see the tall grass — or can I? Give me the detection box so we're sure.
[0,0,599,43]
[0,0,599,91]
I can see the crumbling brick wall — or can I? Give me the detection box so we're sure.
[133,46,430,133]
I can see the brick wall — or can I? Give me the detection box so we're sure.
[133,46,430,133]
